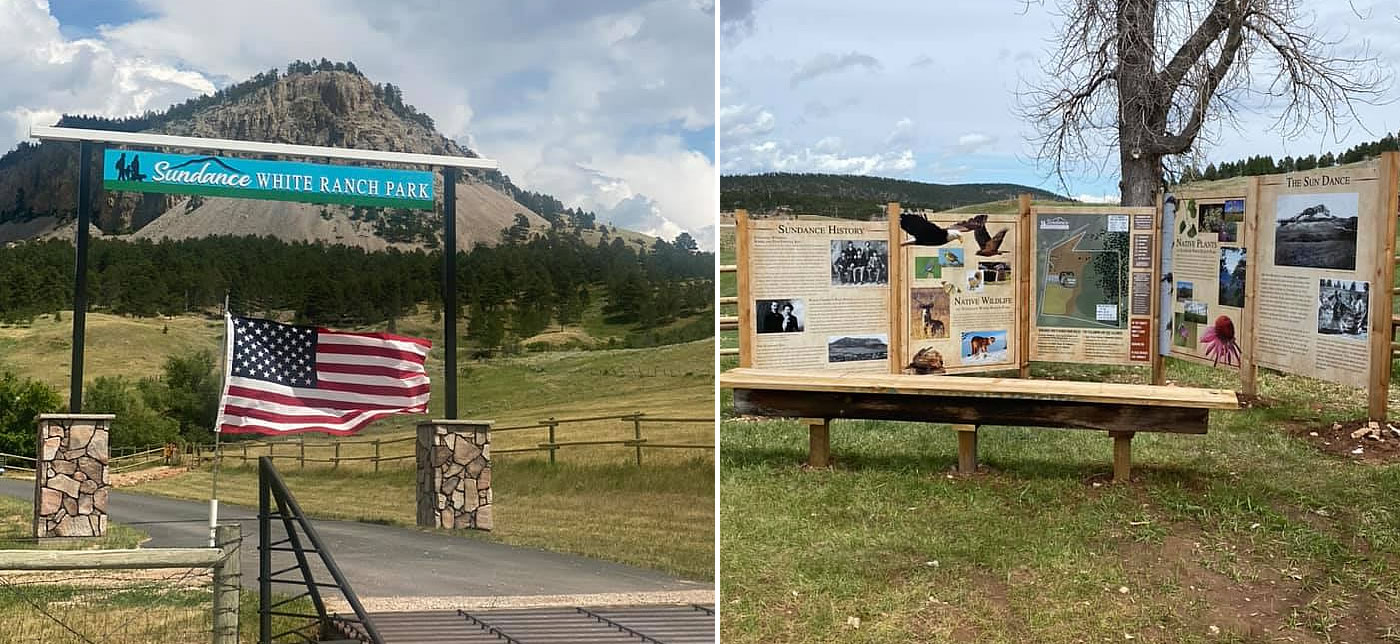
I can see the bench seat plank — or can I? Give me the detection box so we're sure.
[733,388,1213,434]
[721,368,1241,410]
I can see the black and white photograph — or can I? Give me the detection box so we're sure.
[830,240,890,286]
[755,298,805,334]
[827,334,889,363]
[1317,279,1369,340]
[1274,193,1359,270]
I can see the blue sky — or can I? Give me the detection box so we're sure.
[720,0,1400,202]
[0,0,717,246]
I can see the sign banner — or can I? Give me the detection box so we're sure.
[102,150,435,210]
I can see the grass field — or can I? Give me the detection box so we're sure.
[721,360,1400,642]
[0,310,716,581]
[719,204,1400,641]
[141,337,715,580]
[135,457,714,580]
[0,493,318,642]
[0,493,144,550]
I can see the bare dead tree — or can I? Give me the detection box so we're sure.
[1019,0,1390,205]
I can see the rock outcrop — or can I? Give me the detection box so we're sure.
[0,69,545,249]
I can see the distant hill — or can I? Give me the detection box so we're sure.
[721,173,1069,219]
[0,59,654,250]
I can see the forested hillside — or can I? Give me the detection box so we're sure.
[721,173,1068,218]
[0,228,712,351]
[1183,132,1400,182]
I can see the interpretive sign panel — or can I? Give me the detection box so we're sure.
[738,214,893,373]
[1252,164,1386,389]
[896,212,1021,374]
[1165,192,1249,369]
[1029,207,1157,366]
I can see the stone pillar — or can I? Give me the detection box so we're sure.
[416,420,492,531]
[33,414,114,538]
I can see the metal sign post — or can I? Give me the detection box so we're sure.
[69,141,93,412]
[443,167,458,419]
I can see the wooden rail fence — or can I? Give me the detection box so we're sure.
[0,413,713,474]
[719,260,739,356]
[184,412,712,469]
[0,524,242,644]
[0,447,168,475]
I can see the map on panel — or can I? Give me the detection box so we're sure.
[1034,213,1130,329]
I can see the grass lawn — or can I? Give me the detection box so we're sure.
[126,338,717,581]
[0,313,222,394]
[133,457,715,580]
[720,359,1400,642]
[0,492,145,550]
[0,311,715,581]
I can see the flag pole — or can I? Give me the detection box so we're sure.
[209,292,231,547]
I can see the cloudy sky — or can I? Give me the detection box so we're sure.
[720,0,1399,202]
[0,0,716,247]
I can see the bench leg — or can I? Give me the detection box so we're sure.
[954,424,978,474]
[1110,431,1134,482]
[805,418,831,467]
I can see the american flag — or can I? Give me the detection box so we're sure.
[216,315,431,435]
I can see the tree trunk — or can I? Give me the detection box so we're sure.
[1116,0,1162,208]
[1119,152,1162,207]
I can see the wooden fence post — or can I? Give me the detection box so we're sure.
[212,523,241,644]
[632,413,643,467]
[373,440,381,473]
[546,417,558,465]
[298,437,305,470]
[241,443,248,465]
[333,442,341,470]
[954,424,978,474]
[806,418,831,468]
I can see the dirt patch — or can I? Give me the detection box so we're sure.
[111,466,187,488]
[1287,419,1400,464]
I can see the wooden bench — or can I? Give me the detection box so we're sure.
[720,368,1241,481]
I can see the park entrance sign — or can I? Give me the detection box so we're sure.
[31,124,497,421]
[102,150,435,209]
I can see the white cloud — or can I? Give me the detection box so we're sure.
[730,139,915,175]
[886,118,916,147]
[790,52,881,87]
[953,132,997,155]
[0,0,214,154]
[1075,194,1118,204]
[720,103,776,141]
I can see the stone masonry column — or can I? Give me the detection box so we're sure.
[416,420,492,531]
[33,414,114,538]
